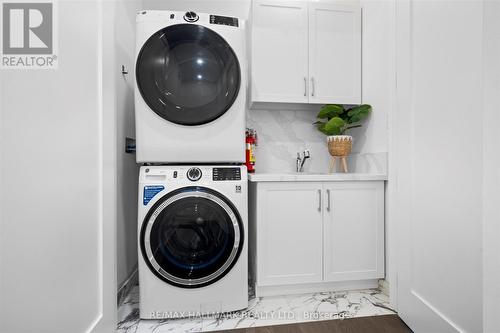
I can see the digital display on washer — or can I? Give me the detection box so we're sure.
[213,168,241,181]
[210,15,239,27]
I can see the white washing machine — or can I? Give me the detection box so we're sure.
[135,10,246,163]
[138,165,248,318]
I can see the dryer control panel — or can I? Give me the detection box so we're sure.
[210,15,239,27]
[213,167,241,181]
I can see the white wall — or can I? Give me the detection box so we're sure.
[358,0,394,155]
[0,1,115,332]
[114,0,142,288]
[0,0,142,331]
[363,0,396,299]
[143,0,393,174]
[482,1,500,331]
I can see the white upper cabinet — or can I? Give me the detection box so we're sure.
[251,0,309,103]
[250,0,362,106]
[308,2,361,104]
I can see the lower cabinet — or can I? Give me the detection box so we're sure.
[323,182,385,282]
[256,182,323,286]
[251,180,384,295]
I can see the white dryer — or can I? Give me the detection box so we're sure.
[138,165,248,318]
[135,10,246,163]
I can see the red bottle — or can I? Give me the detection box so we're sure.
[245,129,257,173]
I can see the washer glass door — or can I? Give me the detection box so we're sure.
[136,24,241,126]
[141,187,243,288]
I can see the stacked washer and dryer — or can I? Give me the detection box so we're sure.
[135,10,248,318]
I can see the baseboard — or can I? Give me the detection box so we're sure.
[117,266,138,306]
[255,279,379,297]
[378,279,390,296]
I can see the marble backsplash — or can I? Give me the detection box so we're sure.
[247,108,388,174]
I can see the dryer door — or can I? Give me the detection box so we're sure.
[136,24,241,126]
[140,187,243,288]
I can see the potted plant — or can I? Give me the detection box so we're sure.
[314,104,372,171]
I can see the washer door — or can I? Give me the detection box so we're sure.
[136,24,241,126]
[140,187,243,288]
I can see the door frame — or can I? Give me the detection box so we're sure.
[385,0,399,312]
[90,1,118,331]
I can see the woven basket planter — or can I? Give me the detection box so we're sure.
[327,135,352,157]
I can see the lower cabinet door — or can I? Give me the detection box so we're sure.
[323,181,385,281]
[257,182,323,286]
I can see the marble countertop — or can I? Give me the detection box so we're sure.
[248,172,388,182]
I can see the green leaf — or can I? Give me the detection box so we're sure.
[324,117,345,135]
[316,122,328,135]
[347,104,371,123]
[345,124,362,131]
[317,104,344,119]
[343,124,362,134]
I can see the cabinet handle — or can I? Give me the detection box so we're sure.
[326,189,331,212]
[318,189,322,212]
[311,77,315,97]
[303,77,307,96]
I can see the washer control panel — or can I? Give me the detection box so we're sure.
[212,167,241,181]
[142,166,244,183]
[187,167,202,181]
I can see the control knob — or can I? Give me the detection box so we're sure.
[184,11,199,22]
[187,167,202,181]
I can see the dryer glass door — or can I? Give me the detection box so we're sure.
[141,187,243,288]
[136,24,241,126]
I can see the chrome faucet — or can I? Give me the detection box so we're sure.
[296,149,311,172]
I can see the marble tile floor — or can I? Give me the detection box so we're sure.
[117,286,395,333]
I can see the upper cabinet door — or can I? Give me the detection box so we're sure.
[251,0,309,103]
[308,2,361,104]
[323,181,384,282]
